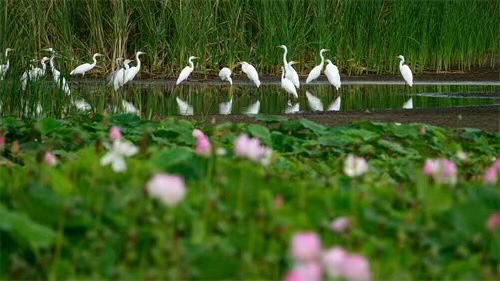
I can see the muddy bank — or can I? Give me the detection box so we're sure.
[185,106,500,132]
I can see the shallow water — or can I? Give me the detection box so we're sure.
[0,79,498,118]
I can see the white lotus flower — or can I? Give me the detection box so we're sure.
[343,154,368,177]
[100,138,138,172]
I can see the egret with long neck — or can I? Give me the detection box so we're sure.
[0,48,14,80]
[176,55,198,85]
[124,51,146,85]
[278,45,300,88]
[306,48,328,84]
[70,53,103,77]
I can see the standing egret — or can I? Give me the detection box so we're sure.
[49,54,71,95]
[280,67,298,99]
[21,57,50,90]
[240,62,260,87]
[176,56,198,85]
[398,55,413,87]
[306,49,328,84]
[219,67,232,85]
[324,59,341,90]
[70,53,104,77]
[114,59,131,91]
[277,45,300,88]
[107,57,123,85]
[124,51,146,85]
[0,48,14,80]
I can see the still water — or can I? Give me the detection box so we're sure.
[0,80,498,119]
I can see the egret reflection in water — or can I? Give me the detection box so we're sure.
[245,100,261,115]
[0,81,498,118]
[402,98,413,109]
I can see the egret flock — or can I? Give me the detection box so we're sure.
[0,46,415,115]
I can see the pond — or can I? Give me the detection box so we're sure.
[0,79,498,119]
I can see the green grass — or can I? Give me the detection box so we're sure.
[0,0,498,77]
[0,115,499,279]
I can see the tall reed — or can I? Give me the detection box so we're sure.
[0,0,498,77]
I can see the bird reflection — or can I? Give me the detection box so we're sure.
[219,99,232,115]
[285,100,299,114]
[402,98,413,109]
[327,96,341,111]
[176,96,193,116]
[306,91,323,112]
[245,100,260,115]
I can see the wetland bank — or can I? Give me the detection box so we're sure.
[0,1,499,280]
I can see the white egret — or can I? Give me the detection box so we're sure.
[70,53,104,77]
[277,45,300,88]
[305,91,324,111]
[124,51,146,85]
[121,100,138,114]
[327,97,341,111]
[240,62,261,87]
[176,97,193,116]
[107,57,123,85]
[285,100,299,114]
[218,67,232,85]
[287,61,300,88]
[280,67,298,99]
[114,59,131,90]
[71,98,91,112]
[398,55,413,87]
[324,59,341,90]
[402,98,413,109]
[219,99,232,115]
[176,56,198,85]
[20,59,36,90]
[0,48,14,80]
[306,49,328,84]
[245,100,260,115]
[21,57,50,90]
[49,54,71,95]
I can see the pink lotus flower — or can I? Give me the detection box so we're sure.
[145,173,186,207]
[486,212,500,231]
[109,125,122,141]
[422,158,457,185]
[331,217,351,234]
[274,194,284,209]
[0,133,5,148]
[234,134,272,166]
[423,159,437,175]
[322,247,347,278]
[419,127,426,136]
[11,140,19,154]
[283,271,304,281]
[292,262,322,281]
[291,232,322,262]
[343,154,368,177]
[483,166,497,184]
[341,254,371,281]
[192,129,211,156]
[44,151,57,166]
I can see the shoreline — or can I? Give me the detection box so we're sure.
[182,105,500,132]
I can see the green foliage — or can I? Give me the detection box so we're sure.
[0,0,498,77]
[0,115,499,279]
